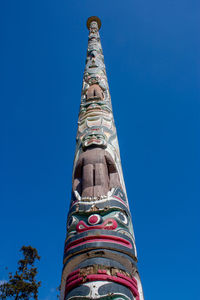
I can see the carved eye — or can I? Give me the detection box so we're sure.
[67,216,78,231]
[116,212,128,226]
[88,214,102,225]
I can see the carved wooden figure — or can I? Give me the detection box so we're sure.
[73,147,120,198]
[60,16,145,300]
[86,84,104,101]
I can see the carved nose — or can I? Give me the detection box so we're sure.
[88,214,102,225]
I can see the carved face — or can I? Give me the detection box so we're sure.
[82,133,107,149]
[86,51,104,71]
[67,210,134,242]
[65,203,136,263]
[79,101,112,120]
[65,262,139,299]
[66,283,134,300]
[90,21,99,32]
[66,276,136,300]
[83,73,107,88]
[67,295,132,300]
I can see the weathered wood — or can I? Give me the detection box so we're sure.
[60,16,144,300]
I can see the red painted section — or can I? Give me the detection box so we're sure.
[131,276,138,285]
[98,269,107,274]
[66,269,80,279]
[116,272,138,289]
[65,234,132,252]
[65,277,83,298]
[66,273,80,283]
[87,274,139,299]
[65,271,140,300]
[88,214,99,224]
[76,218,117,233]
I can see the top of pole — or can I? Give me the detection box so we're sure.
[86,16,101,30]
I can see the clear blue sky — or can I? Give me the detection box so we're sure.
[0,0,199,299]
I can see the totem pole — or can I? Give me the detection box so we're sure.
[60,16,144,300]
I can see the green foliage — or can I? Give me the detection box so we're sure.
[0,246,41,299]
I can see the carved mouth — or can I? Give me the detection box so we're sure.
[65,235,132,252]
[87,106,101,111]
[89,64,98,68]
[117,229,133,241]
[76,219,117,233]
[86,139,102,145]
[79,109,111,120]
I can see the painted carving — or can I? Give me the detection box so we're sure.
[73,147,120,198]
[86,84,104,101]
[65,266,140,300]
[60,16,144,300]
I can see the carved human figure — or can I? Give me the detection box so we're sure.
[73,147,120,198]
[86,84,104,101]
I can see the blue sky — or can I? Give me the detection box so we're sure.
[0,0,199,299]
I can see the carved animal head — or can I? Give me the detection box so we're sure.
[82,132,107,150]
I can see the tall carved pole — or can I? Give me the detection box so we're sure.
[60,16,144,300]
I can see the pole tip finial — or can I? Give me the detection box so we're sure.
[87,16,101,30]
